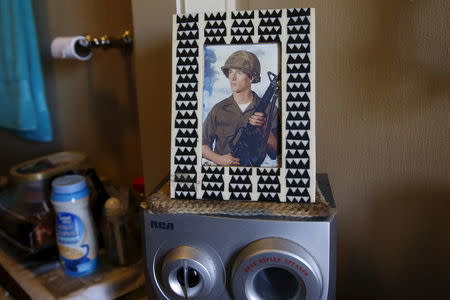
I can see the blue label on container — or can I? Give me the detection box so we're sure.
[56,212,85,244]
[60,244,97,277]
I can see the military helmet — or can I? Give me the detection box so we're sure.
[221,50,261,83]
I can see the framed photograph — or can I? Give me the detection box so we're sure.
[170,8,316,203]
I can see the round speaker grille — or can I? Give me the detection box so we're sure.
[160,245,224,299]
[231,238,322,300]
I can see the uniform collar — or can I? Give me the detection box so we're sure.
[222,91,260,113]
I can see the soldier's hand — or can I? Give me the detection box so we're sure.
[249,112,266,127]
[217,154,240,166]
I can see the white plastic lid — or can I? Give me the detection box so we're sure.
[52,175,87,194]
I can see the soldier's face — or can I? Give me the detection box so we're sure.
[228,68,252,93]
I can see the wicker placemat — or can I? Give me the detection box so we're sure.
[141,181,331,218]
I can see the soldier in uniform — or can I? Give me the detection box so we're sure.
[202,50,278,166]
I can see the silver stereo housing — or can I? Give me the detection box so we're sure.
[143,212,336,300]
[143,176,336,300]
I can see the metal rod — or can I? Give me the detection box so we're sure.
[78,30,133,50]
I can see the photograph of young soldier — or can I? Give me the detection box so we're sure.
[202,50,279,167]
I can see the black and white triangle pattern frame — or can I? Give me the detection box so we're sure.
[201,166,224,200]
[204,12,227,45]
[259,10,282,43]
[285,8,314,203]
[231,11,255,44]
[229,167,253,200]
[172,13,199,200]
[171,9,316,203]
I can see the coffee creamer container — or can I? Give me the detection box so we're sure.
[51,175,97,277]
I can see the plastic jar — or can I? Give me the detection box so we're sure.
[51,175,98,277]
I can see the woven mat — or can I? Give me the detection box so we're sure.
[141,181,331,218]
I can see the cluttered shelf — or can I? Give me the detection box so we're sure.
[0,241,144,300]
[0,152,146,299]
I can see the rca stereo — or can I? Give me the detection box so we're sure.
[142,175,336,300]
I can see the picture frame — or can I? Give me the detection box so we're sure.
[170,8,316,203]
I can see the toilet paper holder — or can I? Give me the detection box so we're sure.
[79,30,133,51]
[51,30,133,61]
[79,30,133,50]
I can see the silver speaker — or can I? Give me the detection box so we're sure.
[143,175,336,300]
[231,238,323,300]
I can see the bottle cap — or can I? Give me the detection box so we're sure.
[104,197,126,217]
[132,176,145,194]
[52,175,87,194]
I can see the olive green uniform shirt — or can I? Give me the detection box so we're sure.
[202,92,278,155]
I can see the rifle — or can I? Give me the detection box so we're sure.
[229,72,279,167]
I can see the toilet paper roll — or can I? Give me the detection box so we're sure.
[51,36,92,61]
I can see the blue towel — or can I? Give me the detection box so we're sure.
[0,0,52,142]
